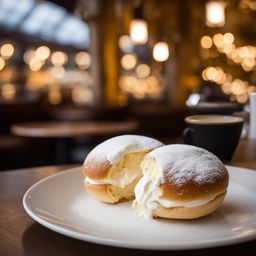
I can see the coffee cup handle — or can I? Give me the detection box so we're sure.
[182,127,193,145]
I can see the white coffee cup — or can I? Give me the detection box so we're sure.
[249,93,256,139]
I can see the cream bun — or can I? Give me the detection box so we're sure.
[133,144,229,219]
[83,135,164,203]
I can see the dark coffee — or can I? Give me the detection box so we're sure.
[183,115,244,161]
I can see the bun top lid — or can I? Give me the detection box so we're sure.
[145,144,228,187]
[84,135,164,165]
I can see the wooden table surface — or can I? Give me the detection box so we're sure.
[11,121,139,138]
[1,139,256,256]
[10,120,139,164]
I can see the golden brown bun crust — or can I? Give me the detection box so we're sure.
[160,170,229,202]
[83,160,111,180]
[84,182,118,204]
[152,192,226,219]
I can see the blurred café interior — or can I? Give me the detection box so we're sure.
[0,0,255,170]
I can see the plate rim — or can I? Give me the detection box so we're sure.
[23,165,256,250]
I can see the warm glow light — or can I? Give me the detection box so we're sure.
[241,62,253,72]
[50,66,66,79]
[29,58,44,71]
[221,82,232,94]
[119,76,138,93]
[130,19,148,44]
[247,46,256,57]
[231,79,245,95]
[119,75,161,98]
[48,88,62,105]
[51,51,67,66]
[153,42,169,62]
[206,1,225,27]
[0,43,14,59]
[1,83,16,99]
[248,86,256,94]
[206,67,218,80]
[136,64,150,78]
[75,52,91,69]
[249,1,256,10]
[0,57,5,70]
[202,70,207,80]
[223,33,234,45]
[121,54,137,70]
[243,57,255,68]
[238,47,250,58]
[203,66,230,84]
[36,46,50,60]
[119,35,134,52]
[213,33,224,47]
[72,86,94,104]
[23,50,36,64]
[215,67,226,84]
[231,50,242,63]
[223,44,235,54]
[201,36,213,49]
[146,76,161,96]
[237,93,248,103]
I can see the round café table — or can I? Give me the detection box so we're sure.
[11,121,139,164]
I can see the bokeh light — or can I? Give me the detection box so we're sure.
[0,43,14,59]
[119,35,134,52]
[75,52,91,70]
[206,1,226,27]
[0,56,5,70]
[121,54,137,70]
[36,46,50,60]
[130,20,148,44]
[136,64,150,78]
[153,42,169,62]
[51,51,68,67]
[201,36,213,49]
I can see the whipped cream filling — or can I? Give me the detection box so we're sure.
[85,167,139,188]
[133,174,219,219]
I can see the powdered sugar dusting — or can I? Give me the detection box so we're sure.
[146,144,227,186]
[84,135,164,164]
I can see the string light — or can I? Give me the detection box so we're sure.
[202,66,254,103]
[130,20,148,44]
[29,58,44,71]
[121,54,137,70]
[35,46,50,60]
[223,33,234,45]
[0,43,14,59]
[51,51,67,67]
[119,35,134,52]
[119,75,161,98]
[23,50,36,64]
[213,33,224,47]
[75,52,91,70]
[200,36,213,49]
[153,42,169,62]
[206,1,226,27]
[206,33,256,73]
[136,64,150,78]
[0,57,5,70]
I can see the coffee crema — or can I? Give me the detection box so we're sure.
[185,115,244,125]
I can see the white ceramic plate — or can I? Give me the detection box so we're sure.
[23,166,256,250]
